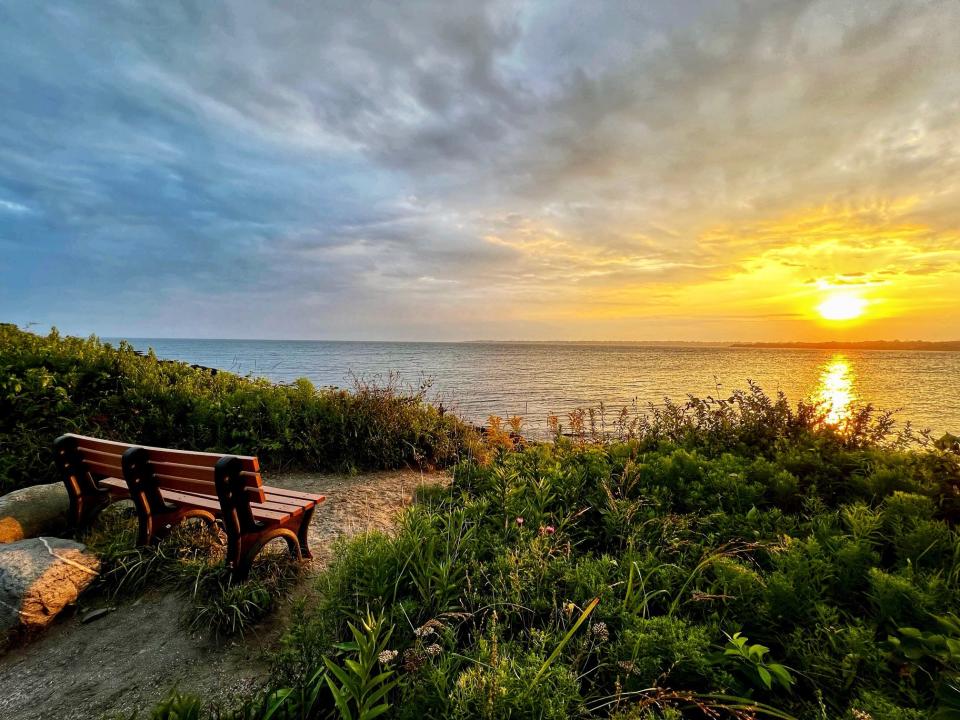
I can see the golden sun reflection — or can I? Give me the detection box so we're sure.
[815,355,857,425]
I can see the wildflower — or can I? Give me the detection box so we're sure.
[417,618,445,636]
[378,649,398,664]
[425,643,442,657]
[403,648,427,673]
[515,516,524,526]
[590,622,609,643]
[547,415,560,435]
[539,525,555,536]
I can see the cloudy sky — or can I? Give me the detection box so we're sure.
[1,0,958,341]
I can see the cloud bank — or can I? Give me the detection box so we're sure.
[1,0,958,340]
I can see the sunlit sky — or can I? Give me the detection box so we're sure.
[1,1,959,341]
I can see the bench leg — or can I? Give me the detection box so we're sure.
[72,488,113,528]
[296,505,316,560]
[136,511,155,546]
[230,528,302,582]
[138,507,217,545]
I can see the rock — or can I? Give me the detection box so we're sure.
[0,537,100,636]
[0,483,70,544]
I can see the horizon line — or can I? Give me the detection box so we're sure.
[100,335,960,346]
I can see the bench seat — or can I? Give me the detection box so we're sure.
[54,434,325,579]
[98,478,317,522]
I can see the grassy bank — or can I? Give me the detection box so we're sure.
[149,390,960,719]
[5,324,960,717]
[0,324,478,494]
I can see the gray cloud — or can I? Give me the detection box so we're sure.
[1,0,958,339]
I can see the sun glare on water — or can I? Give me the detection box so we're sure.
[816,356,856,425]
[817,292,867,321]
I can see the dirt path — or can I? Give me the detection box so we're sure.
[0,469,444,720]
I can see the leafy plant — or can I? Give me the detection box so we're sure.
[322,611,398,720]
[714,632,795,692]
[888,613,960,670]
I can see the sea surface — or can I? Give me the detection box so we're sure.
[111,339,960,438]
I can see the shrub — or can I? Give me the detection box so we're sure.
[0,325,478,494]
[616,616,721,690]
[259,433,959,718]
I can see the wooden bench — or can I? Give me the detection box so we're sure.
[53,433,325,579]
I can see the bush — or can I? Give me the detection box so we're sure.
[0,325,479,494]
[247,421,960,719]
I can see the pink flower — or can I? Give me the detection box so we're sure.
[542,525,555,535]
[515,516,524,526]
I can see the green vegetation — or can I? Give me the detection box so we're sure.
[0,324,478,494]
[81,506,302,637]
[5,325,960,717]
[149,388,959,719]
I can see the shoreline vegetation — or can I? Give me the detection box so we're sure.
[50,335,960,351]
[0,323,479,496]
[3,325,960,718]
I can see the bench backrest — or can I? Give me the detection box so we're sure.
[58,433,266,504]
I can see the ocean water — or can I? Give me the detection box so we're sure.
[112,339,960,438]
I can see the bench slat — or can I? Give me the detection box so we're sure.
[164,489,309,522]
[152,473,258,502]
[78,446,126,463]
[264,486,326,503]
[100,478,322,516]
[150,461,263,486]
[65,433,260,473]
[99,477,128,495]
[84,459,125,478]
[160,489,290,522]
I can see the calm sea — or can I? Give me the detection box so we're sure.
[111,339,960,438]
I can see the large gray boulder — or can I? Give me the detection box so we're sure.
[0,537,100,636]
[0,483,70,544]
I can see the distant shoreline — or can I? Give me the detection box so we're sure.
[732,340,960,351]
[93,333,960,350]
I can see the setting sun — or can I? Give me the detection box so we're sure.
[817,292,867,322]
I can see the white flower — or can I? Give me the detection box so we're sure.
[590,622,609,643]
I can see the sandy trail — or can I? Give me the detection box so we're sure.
[0,469,443,720]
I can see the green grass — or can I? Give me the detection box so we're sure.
[233,394,958,719]
[0,324,480,495]
[82,506,302,637]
